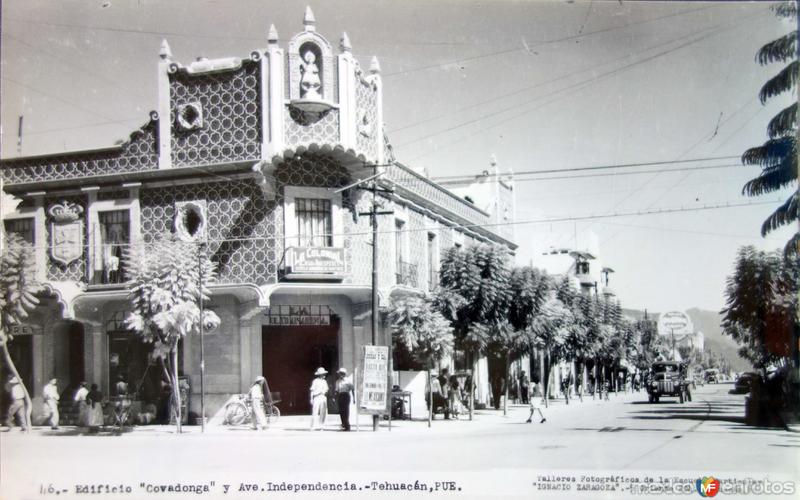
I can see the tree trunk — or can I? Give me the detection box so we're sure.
[427,367,432,428]
[171,347,182,434]
[543,349,550,409]
[468,350,475,421]
[503,352,509,416]
[1,340,32,433]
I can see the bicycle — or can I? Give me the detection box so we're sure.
[223,394,280,425]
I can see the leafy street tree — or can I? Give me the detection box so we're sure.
[721,246,799,375]
[389,296,454,426]
[124,237,221,433]
[741,1,799,256]
[0,234,41,432]
[389,296,454,369]
[528,294,576,406]
[435,244,512,416]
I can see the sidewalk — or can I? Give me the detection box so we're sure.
[1,391,643,437]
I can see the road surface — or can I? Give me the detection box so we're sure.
[2,383,797,499]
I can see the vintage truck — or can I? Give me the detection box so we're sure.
[646,361,692,403]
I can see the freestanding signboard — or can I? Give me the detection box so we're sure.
[360,345,389,413]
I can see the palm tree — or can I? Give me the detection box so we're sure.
[742,2,798,256]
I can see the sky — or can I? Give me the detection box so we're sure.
[0,0,796,313]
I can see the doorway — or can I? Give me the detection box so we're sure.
[261,317,339,415]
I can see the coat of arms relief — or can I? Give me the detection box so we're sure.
[48,201,84,266]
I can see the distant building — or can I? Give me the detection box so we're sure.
[535,230,616,298]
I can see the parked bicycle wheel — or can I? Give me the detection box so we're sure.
[268,405,280,420]
[224,401,249,425]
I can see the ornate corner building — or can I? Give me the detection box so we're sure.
[0,8,516,421]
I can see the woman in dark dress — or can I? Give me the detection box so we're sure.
[86,384,105,433]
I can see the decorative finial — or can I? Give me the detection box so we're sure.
[369,56,381,75]
[340,32,352,53]
[303,6,316,31]
[268,24,278,44]
[159,39,172,60]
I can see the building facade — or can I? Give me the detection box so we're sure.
[0,9,516,421]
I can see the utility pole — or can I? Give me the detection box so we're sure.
[336,163,393,431]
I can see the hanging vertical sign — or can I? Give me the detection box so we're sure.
[360,345,388,413]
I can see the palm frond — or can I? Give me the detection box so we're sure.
[760,191,798,236]
[772,1,797,19]
[756,31,796,65]
[784,231,800,258]
[759,60,798,104]
[742,136,794,167]
[767,103,797,138]
[742,154,798,196]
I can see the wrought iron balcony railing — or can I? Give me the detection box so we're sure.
[428,269,439,291]
[396,261,418,288]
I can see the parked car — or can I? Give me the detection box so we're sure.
[704,368,719,384]
[730,372,759,394]
[647,361,692,403]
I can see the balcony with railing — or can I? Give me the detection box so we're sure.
[428,269,439,291]
[396,261,418,288]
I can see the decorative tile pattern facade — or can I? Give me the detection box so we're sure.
[1,122,158,185]
[45,195,87,282]
[140,179,278,285]
[170,62,262,167]
[355,79,377,158]
[284,108,340,148]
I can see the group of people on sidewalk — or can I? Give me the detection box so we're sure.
[3,377,106,432]
[247,366,354,432]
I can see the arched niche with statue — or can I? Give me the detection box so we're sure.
[287,10,336,114]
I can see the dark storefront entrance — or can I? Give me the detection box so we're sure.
[262,316,339,416]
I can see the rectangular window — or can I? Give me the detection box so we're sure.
[98,210,130,284]
[4,218,35,245]
[395,220,405,269]
[427,232,438,290]
[296,198,332,247]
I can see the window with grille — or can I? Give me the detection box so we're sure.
[4,218,35,244]
[427,232,438,290]
[97,210,130,284]
[296,198,332,247]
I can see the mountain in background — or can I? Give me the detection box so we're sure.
[685,308,752,372]
[622,307,753,372]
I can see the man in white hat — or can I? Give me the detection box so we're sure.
[42,378,60,430]
[249,376,268,430]
[335,368,354,431]
[309,367,328,430]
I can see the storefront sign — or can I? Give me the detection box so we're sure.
[265,305,332,326]
[360,345,388,413]
[9,324,43,336]
[285,246,345,274]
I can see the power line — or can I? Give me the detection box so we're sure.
[594,220,786,242]
[13,197,782,253]
[398,10,771,162]
[382,4,720,78]
[430,155,741,183]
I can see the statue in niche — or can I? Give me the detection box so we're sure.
[299,50,322,99]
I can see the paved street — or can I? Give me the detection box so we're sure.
[2,383,798,500]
